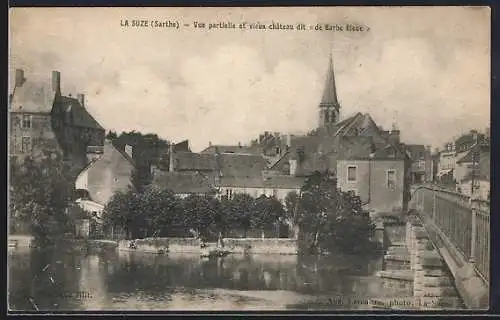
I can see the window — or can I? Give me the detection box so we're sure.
[22,114,31,129]
[21,136,31,153]
[347,166,357,182]
[387,170,396,189]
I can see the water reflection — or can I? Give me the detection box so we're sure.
[9,248,392,311]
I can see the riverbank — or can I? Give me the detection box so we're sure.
[117,237,299,255]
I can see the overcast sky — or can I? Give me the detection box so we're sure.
[9,7,490,152]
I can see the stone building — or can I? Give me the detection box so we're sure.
[456,143,490,200]
[9,69,105,173]
[152,146,304,203]
[74,140,135,217]
[404,144,433,184]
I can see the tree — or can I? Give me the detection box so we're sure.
[182,194,220,241]
[296,170,375,254]
[102,188,143,239]
[224,194,254,237]
[106,130,118,141]
[131,166,152,193]
[9,155,74,246]
[251,195,285,238]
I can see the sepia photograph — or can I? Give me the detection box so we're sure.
[8,6,490,312]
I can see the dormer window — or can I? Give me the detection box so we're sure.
[22,114,31,129]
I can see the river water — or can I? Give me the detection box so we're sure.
[8,247,411,311]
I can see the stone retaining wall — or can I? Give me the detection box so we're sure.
[118,237,299,255]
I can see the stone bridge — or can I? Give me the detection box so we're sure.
[370,184,489,310]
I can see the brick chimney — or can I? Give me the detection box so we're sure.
[15,69,25,87]
[52,70,61,93]
[77,93,85,107]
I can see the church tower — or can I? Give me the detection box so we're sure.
[318,53,341,127]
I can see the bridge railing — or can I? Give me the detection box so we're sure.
[411,184,490,285]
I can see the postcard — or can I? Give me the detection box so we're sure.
[8,6,490,312]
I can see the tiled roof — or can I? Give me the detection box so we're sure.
[200,145,263,155]
[10,81,56,113]
[337,136,406,160]
[173,152,217,171]
[60,96,104,130]
[296,153,333,176]
[152,171,216,194]
[217,153,269,178]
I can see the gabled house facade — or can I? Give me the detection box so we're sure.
[74,140,135,217]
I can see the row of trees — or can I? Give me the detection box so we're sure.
[102,187,287,241]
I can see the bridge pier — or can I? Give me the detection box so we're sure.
[373,215,464,310]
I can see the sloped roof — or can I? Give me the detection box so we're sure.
[152,171,215,194]
[457,144,490,164]
[173,152,217,171]
[10,81,56,113]
[60,96,104,130]
[217,153,269,178]
[200,144,262,155]
[337,136,406,161]
[405,144,426,161]
[297,153,333,175]
[173,140,191,152]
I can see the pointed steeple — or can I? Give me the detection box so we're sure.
[318,52,341,127]
[320,53,339,106]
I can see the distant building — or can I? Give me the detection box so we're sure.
[437,142,456,184]
[436,129,490,188]
[74,140,135,217]
[152,147,304,202]
[9,69,105,172]
[431,148,440,181]
[456,143,490,200]
[404,144,433,183]
[200,143,262,156]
